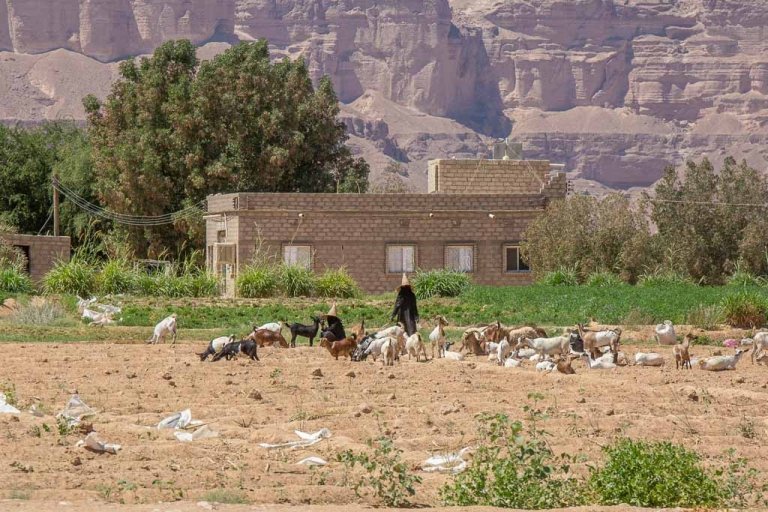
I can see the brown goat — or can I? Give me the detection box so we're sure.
[246,327,289,348]
[673,333,694,370]
[576,324,621,362]
[503,325,548,345]
[556,354,578,375]
[320,334,358,360]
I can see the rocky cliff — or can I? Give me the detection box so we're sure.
[2,0,768,192]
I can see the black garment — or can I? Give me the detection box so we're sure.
[392,285,419,335]
[321,315,346,342]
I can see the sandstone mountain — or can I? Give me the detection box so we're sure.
[2,0,767,193]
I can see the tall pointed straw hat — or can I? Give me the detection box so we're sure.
[327,302,338,317]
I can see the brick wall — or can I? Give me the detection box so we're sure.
[207,193,550,294]
[428,159,559,195]
[2,234,70,283]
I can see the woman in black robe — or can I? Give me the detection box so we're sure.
[321,303,346,342]
[391,273,419,336]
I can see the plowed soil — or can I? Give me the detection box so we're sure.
[1,337,767,511]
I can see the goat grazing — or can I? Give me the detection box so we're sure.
[673,334,694,370]
[751,331,768,364]
[405,332,428,362]
[655,320,676,346]
[147,314,177,344]
[319,335,358,360]
[381,337,397,366]
[198,335,235,361]
[699,348,749,371]
[352,334,375,362]
[634,352,665,367]
[286,316,322,348]
[515,333,579,360]
[577,324,621,361]
[429,316,449,359]
[256,322,283,333]
[246,326,289,348]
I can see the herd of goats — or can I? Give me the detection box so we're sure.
[145,312,768,373]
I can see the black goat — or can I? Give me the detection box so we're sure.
[198,335,235,362]
[212,339,260,362]
[286,316,322,347]
[351,334,375,362]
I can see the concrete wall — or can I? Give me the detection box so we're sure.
[428,159,565,195]
[2,234,71,283]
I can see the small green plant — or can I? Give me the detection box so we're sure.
[589,438,724,508]
[412,268,471,299]
[95,483,114,501]
[638,269,696,287]
[237,264,279,298]
[685,304,723,330]
[1,382,18,406]
[201,489,251,505]
[117,480,137,492]
[43,253,98,296]
[728,269,767,287]
[269,368,282,380]
[0,263,33,293]
[315,267,361,298]
[279,264,316,297]
[56,416,75,437]
[8,489,30,500]
[539,267,579,286]
[337,436,422,507]
[722,292,767,328]
[585,271,624,287]
[739,416,757,440]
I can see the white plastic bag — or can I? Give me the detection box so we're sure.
[259,428,332,449]
[422,447,472,474]
[157,409,193,430]
[78,432,121,454]
[297,456,327,466]
[0,393,20,415]
[174,425,218,442]
[57,395,95,426]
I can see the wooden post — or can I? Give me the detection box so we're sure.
[52,174,60,237]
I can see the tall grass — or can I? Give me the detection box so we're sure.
[721,292,767,328]
[638,269,696,287]
[12,298,68,326]
[539,267,579,286]
[315,267,360,298]
[43,254,98,296]
[412,269,471,299]
[585,271,624,288]
[98,259,138,295]
[279,264,316,297]
[237,265,279,298]
[0,264,33,294]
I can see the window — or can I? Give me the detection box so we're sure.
[283,245,312,269]
[387,245,415,273]
[217,230,226,243]
[505,245,530,272]
[445,245,474,273]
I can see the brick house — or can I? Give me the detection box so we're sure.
[2,234,71,283]
[205,158,566,296]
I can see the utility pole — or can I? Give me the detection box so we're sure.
[52,174,60,236]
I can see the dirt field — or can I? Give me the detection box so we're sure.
[1,335,767,511]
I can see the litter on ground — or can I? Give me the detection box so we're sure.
[259,428,332,450]
[297,456,327,466]
[174,425,218,442]
[57,395,95,426]
[421,447,472,474]
[0,394,20,415]
[77,432,121,454]
[157,409,202,430]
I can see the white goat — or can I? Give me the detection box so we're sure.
[751,331,768,364]
[381,337,397,366]
[699,348,750,371]
[581,352,616,370]
[429,316,448,359]
[375,324,405,339]
[444,351,464,361]
[634,352,665,367]
[504,357,522,368]
[536,360,556,372]
[654,320,676,346]
[516,333,576,360]
[496,338,511,366]
[365,337,390,361]
[405,332,427,362]
[256,322,282,333]
[147,314,177,344]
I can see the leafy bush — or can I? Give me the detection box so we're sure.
[441,403,586,509]
[589,439,727,508]
[279,264,316,297]
[539,267,579,286]
[585,271,624,287]
[412,269,471,299]
[98,259,138,295]
[0,264,33,294]
[315,267,360,298]
[338,436,422,507]
[727,269,767,287]
[237,265,278,298]
[685,304,723,330]
[43,255,98,297]
[721,292,767,328]
[135,273,160,296]
[12,297,67,325]
[637,269,696,287]
[188,272,218,297]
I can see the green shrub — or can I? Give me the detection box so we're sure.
[43,255,97,297]
[188,272,218,297]
[727,269,767,287]
[0,264,33,294]
[589,439,726,508]
[135,273,160,296]
[412,269,471,299]
[585,271,624,287]
[440,411,586,509]
[237,265,279,298]
[638,270,695,287]
[721,292,767,328]
[315,267,360,298]
[338,436,422,507]
[98,259,138,295]
[539,267,579,286]
[279,264,316,297]
[685,304,723,330]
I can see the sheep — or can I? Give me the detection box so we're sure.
[429,316,449,359]
[198,335,235,361]
[381,337,397,366]
[285,316,322,348]
[699,348,750,371]
[496,337,511,366]
[405,332,428,362]
[673,334,694,370]
[246,326,289,348]
[515,333,579,360]
[634,352,665,367]
[147,314,177,344]
[655,320,676,346]
[577,324,621,361]
[444,351,464,361]
[580,352,617,370]
[256,322,283,333]
[319,335,358,360]
[750,331,768,364]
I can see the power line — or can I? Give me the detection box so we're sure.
[646,198,768,209]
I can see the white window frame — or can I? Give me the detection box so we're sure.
[504,245,530,273]
[283,244,312,269]
[445,244,475,273]
[386,244,416,274]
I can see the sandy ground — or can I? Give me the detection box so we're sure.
[1,338,767,510]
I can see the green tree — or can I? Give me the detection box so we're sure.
[86,39,369,258]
